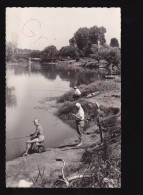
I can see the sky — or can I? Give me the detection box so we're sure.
[6,7,121,51]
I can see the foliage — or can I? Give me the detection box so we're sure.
[89,26,106,45]
[56,98,98,120]
[40,45,59,61]
[30,50,41,58]
[99,46,121,69]
[70,26,107,57]
[57,80,119,103]
[59,46,79,59]
[6,42,17,61]
[69,37,75,46]
[110,38,119,47]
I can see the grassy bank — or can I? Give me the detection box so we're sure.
[57,79,120,103]
[53,78,121,188]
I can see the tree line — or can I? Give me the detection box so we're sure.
[6,25,120,71]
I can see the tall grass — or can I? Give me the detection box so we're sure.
[57,79,120,103]
[56,98,98,120]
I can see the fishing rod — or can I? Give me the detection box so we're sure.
[7,135,30,141]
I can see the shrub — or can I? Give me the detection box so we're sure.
[57,80,119,103]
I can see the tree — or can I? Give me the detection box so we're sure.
[59,46,79,59]
[42,45,57,55]
[69,26,107,57]
[110,38,119,47]
[40,45,59,61]
[74,27,89,52]
[6,42,17,61]
[99,46,121,68]
[69,37,75,46]
[88,26,106,45]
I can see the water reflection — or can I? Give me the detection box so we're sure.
[6,86,17,107]
[6,63,103,87]
[6,63,103,107]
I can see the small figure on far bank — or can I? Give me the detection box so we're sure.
[87,102,103,145]
[72,103,85,147]
[23,119,44,156]
[73,86,81,100]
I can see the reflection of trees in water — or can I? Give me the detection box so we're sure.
[41,66,57,80]
[8,64,103,88]
[30,64,57,80]
[13,65,29,75]
[34,65,103,87]
[6,86,17,107]
[58,69,103,88]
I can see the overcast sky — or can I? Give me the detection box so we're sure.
[6,7,121,50]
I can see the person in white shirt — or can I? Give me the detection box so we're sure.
[72,103,85,146]
[73,86,81,100]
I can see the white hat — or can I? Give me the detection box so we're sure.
[95,102,100,109]
[74,86,77,89]
[75,103,81,108]
[33,119,39,123]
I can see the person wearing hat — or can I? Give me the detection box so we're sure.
[23,119,44,156]
[72,103,85,146]
[86,102,103,144]
[73,86,81,100]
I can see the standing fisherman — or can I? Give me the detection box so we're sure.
[72,103,85,146]
[87,102,103,144]
[23,119,44,156]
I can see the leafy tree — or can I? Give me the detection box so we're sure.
[69,26,107,57]
[88,26,106,45]
[99,46,121,68]
[42,45,57,56]
[30,51,41,58]
[59,46,79,59]
[6,42,17,61]
[40,45,59,61]
[110,38,119,47]
[74,27,89,52]
[69,37,75,46]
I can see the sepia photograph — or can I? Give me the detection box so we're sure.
[6,7,121,188]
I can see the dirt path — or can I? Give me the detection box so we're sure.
[6,123,101,187]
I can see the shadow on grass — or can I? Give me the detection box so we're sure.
[57,143,78,149]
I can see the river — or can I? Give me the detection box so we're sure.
[6,62,103,161]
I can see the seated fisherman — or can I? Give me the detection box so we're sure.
[72,103,85,146]
[23,119,44,156]
[73,86,81,100]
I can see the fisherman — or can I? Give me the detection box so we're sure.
[86,102,103,144]
[72,103,85,146]
[73,86,81,100]
[23,119,44,156]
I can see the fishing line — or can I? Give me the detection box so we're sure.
[7,136,30,141]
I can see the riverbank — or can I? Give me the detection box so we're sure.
[6,77,121,188]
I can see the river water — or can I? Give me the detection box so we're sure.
[6,62,103,161]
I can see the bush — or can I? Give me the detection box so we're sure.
[57,80,119,103]
[56,98,98,120]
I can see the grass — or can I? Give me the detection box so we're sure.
[57,79,120,103]
[56,98,99,120]
[31,137,121,188]
[28,105,121,188]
